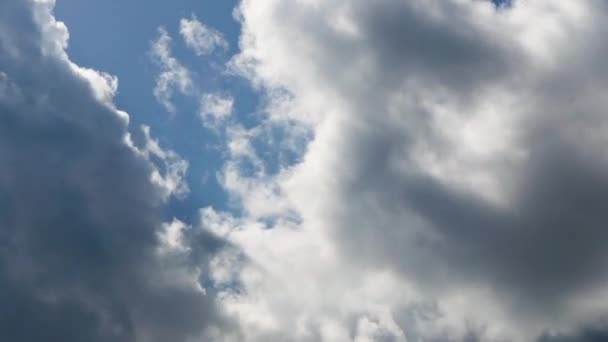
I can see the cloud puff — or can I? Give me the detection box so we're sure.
[199,93,234,129]
[136,125,190,199]
[202,0,608,341]
[150,27,193,113]
[180,15,228,56]
[0,0,227,341]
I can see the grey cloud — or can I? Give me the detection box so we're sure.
[538,325,608,342]
[355,0,517,94]
[322,1,608,335]
[0,0,226,341]
[234,0,608,339]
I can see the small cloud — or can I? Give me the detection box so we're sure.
[159,218,190,252]
[199,93,234,128]
[180,15,228,56]
[138,125,190,200]
[150,27,193,113]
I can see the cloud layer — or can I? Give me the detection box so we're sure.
[5,0,608,341]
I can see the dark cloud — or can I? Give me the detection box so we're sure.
[0,0,226,341]
[539,325,608,342]
[308,1,608,336]
[356,0,517,93]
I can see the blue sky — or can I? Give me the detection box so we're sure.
[55,0,253,222]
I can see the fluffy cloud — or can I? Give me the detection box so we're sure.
[0,0,227,341]
[150,27,193,113]
[180,15,228,56]
[201,0,608,341]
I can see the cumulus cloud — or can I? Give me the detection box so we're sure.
[180,15,228,56]
[150,27,193,113]
[198,0,608,341]
[0,0,227,341]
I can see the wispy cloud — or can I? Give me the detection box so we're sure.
[180,15,228,56]
[199,93,234,129]
[150,27,193,113]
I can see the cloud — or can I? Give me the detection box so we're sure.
[136,125,190,199]
[200,0,608,340]
[539,328,608,342]
[180,15,228,56]
[150,27,193,113]
[199,93,234,129]
[0,0,227,341]
[151,17,229,116]
[9,0,608,341]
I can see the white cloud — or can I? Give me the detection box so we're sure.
[199,93,234,128]
[202,0,608,341]
[180,15,228,56]
[136,125,190,200]
[150,27,193,113]
[159,218,188,250]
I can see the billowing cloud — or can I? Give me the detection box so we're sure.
[199,0,608,341]
[150,27,193,113]
[0,0,227,341]
[180,15,228,56]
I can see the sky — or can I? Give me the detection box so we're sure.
[53,0,247,220]
[3,0,608,341]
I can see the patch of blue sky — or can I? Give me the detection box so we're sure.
[54,0,262,223]
[492,0,512,8]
